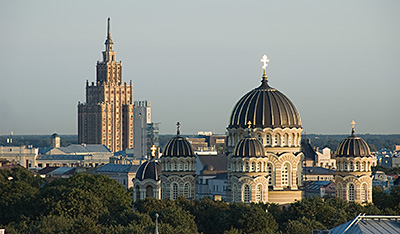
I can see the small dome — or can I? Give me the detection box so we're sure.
[229,80,301,129]
[162,136,195,157]
[336,129,371,157]
[233,136,265,157]
[203,164,214,171]
[52,133,59,138]
[135,160,161,181]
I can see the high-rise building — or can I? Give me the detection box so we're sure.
[134,100,151,159]
[78,18,134,152]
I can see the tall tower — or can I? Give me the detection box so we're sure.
[134,100,152,159]
[78,18,134,152]
[335,121,374,204]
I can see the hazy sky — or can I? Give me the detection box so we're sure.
[1,0,399,135]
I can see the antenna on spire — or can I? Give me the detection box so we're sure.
[107,17,111,40]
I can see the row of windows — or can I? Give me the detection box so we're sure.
[232,183,265,203]
[161,161,195,172]
[229,132,301,147]
[337,183,368,202]
[337,161,374,172]
[160,182,192,200]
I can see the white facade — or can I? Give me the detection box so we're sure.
[134,100,151,159]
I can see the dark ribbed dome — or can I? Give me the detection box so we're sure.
[135,159,161,181]
[233,136,266,157]
[229,80,301,129]
[336,130,371,157]
[162,136,195,157]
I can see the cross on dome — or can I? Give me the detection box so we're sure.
[351,120,356,136]
[176,122,181,135]
[260,54,270,77]
[150,145,157,157]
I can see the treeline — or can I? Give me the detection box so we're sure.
[306,134,400,152]
[1,167,400,234]
[0,135,77,148]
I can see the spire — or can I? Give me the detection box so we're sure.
[351,120,356,136]
[260,54,270,81]
[176,122,181,135]
[105,17,113,51]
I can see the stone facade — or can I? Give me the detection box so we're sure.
[78,18,134,152]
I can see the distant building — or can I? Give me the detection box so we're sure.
[51,133,61,148]
[316,147,336,169]
[303,166,335,182]
[0,145,38,168]
[303,180,335,198]
[37,144,113,168]
[78,18,134,152]
[372,171,395,191]
[95,164,140,189]
[196,154,228,200]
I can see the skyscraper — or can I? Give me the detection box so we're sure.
[78,18,134,152]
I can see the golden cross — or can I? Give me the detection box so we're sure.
[351,120,356,129]
[247,121,252,128]
[260,54,270,74]
[150,145,157,157]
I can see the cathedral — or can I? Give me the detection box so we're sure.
[78,18,134,153]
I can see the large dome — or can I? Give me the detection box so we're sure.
[229,79,301,129]
[336,129,371,157]
[233,136,266,158]
[135,159,161,181]
[162,136,195,157]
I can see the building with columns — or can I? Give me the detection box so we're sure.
[78,18,134,152]
[226,54,303,204]
[335,122,375,204]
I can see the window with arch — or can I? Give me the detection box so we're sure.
[344,162,348,171]
[233,183,238,202]
[257,134,263,144]
[168,162,172,171]
[337,183,342,199]
[161,183,166,199]
[174,162,178,171]
[361,162,366,171]
[179,162,183,171]
[172,183,179,200]
[267,163,274,186]
[283,133,289,146]
[361,183,368,202]
[135,185,140,201]
[251,162,255,172]
[282,163,290,187]
[245,162,249,172]
[240,162,243,171]
[274,134,281,146]
[184,161,188,171]
[292,133,296,146]
[243,184,251,203]
[256,162,261,172]
[184,183,191,199]
[348,183,355,202]
[266,134,271,146]
[350,162,354,171]
[355,162,360,171]
[146,185,153,198]
[256,184,263,202]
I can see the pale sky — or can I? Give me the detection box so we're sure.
[1,0,399,135]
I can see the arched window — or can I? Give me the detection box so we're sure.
[274,134,281,146]
[251,162,255,172]
[240,162,243,171]
[282,163,290,187]
[283,133,289,146]
[292,133,296,146]
[161,182,166,199]
[184,183,191,199]
[179,162,183,171]
[256,162,261,172]
[146,185,153,198]
[135,185,140,201]
[243,184,251,203]
[257,134,263,144]
[174,162,178,171]
[337,183,342,199]
[266,134,271,146]
[350,162,354,171]
[184,161,188,171]
[355,162,360,171]
[344,162,348,171]
[245,162,249,172]
[233,183,238,202]
[256,184,263,202]
[267,163,274,186]
[168,161,171,171]
[172,183,179,200]
[361,183,368,202]
[348,183,355,202]
[362,162,366,171]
